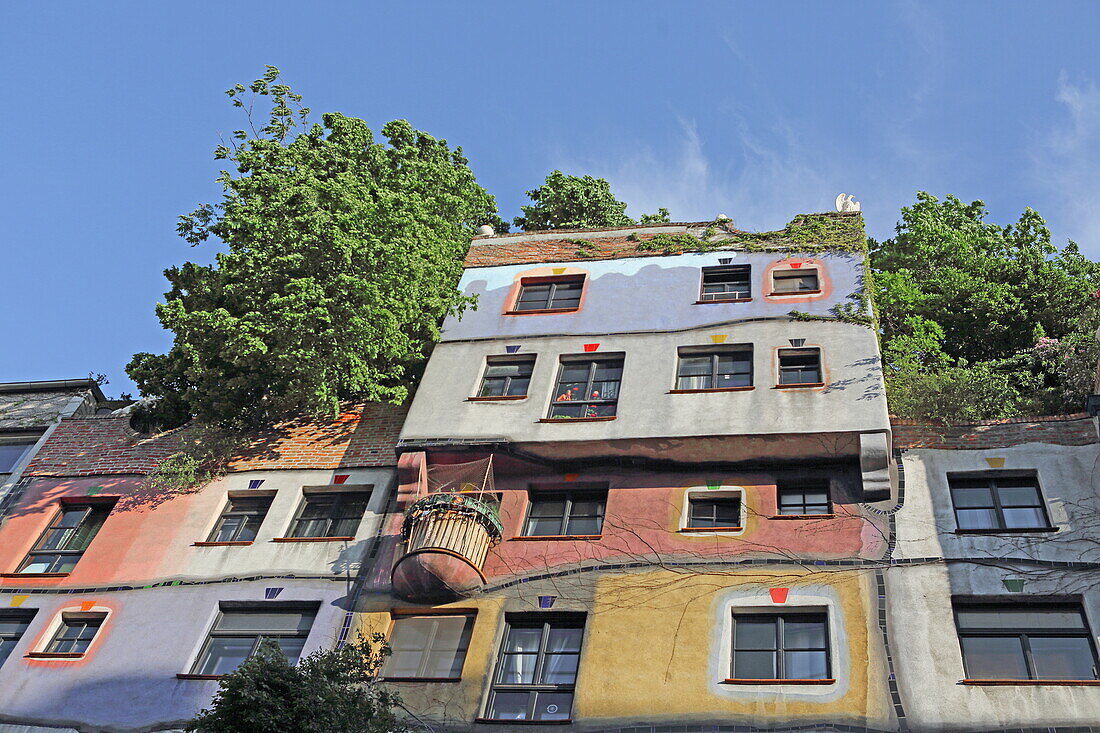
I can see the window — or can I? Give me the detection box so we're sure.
[676,347,752,390]
[955,603,1099,680]
[772,269,819,294]
[732,613,830,680]
[513,277,584,312]
[0,435,39,474]
[778,348,822,386]
[0,610,35,667]
[777,482,831,515]
[288,491,370,538]
[383,614,474,680]
[948,474,1053,531]
[548,357,623,419]
[208,495,273,542]
[45,613,105,655]
[486,615,585,722]
[524,490,606,537]
[687,497,741,529]
[192,604,317,676]
[701,265,751,302]
[18,502,114,574]
[478,356,535,398]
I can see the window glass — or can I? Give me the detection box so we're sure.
[487,616,585,722]
[194,606,317,676]
[383,615,474,679]
[479,357,535,398]
[0,441,36,473]
[955,603,1098,680]
[676,348,752,390]
[548,358,623,419]
[18,503,113,574]
[778,348,821,385]
[733,613,829,680]
[524,491,606,536]
[777,484,831,515]
[514,278,584,311]
[46,614,104,654]
[948,474,1050,530]
[0,611,34,667]
[688,498,741,528]
[701,265,751,301]
[209,496,272,542]
[289,491,370,538]
[772,270,819,293]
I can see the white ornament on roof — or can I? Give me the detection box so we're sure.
[835,193,861,213]
[476,224,495,236]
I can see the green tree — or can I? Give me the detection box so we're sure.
[872,192,1100,421]
[128,67,504,429]
[514,170,668,231]
[187,637,407,733]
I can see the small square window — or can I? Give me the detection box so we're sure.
[524,490,606,537]
[778,348,821,386]
[208,495,273,542]
[17,502,114,574]
[676,347,752,390]
[289,491,371,539]
[0,610,36,667]
[478,356,536,398]
[192,603,318,676]
[688,497,741,528]
[777,482,831,515]
[732,612,830,680]
[46,613,105,655]
[383,614,475,680]
[701,265,751,302]
[513,277,584,312]
[772,269,819,294]
[948,473,1052,531]
[548,357,623,419]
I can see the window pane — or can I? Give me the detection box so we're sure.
[292,518,329,538]
[1002,507,1047,529]
[213,516,245,542]
[784,650,829,679]
[784,620,826,649]
[956,508,998,529]
[197,637,255,675]
[505,378,530,396]
[548,403,586,418]
[0,638,19,667]
[1029,636,1097,680]
[329,517,361,537]
[735,620,776,650]
[960,636,1028,679]
[0,614,32,636]
[734,650,776,678]
[488,691,530,720]
[525,517,563,535]
[952,486,994,508]
[297,498,333,519]
[216,611,315,633]
[498,653,538,684]
[0,442,34,473]
[677,357,711,378]
[957,608,1087,630]
[529,499,566,518]
[516,284,551,310]
[997,484,1041,507]
[541,653,579,684]
[504,627,543,653]
[565,516,602,535]
[273,636,306,664]
[546,626,583,653]
[55,507,89,529]
[388,617,433,651]
[532,691,573,721]
[550,281,582,308]
[424,649,465,678]
[569,498,604,517]
[479,378,506,397]
[384,650,423,677]
[593,362,622,382]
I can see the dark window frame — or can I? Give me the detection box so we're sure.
[546,357,623,419]
[0,433,41,474]
[700,265,752,302]
[190,602,319,676]
[17,501,114,574]
[771,268,820,294]
[0,609,36,667]
[512,276,586,313]
[732,612,831,680]
[484,614,586,723]
[675,347,753,391]
[777,348,822,386]
[523,489,607,537]
[383,613,475,681]
[954,602,1100,681]
[477,356,536,398]
[687,496,742,529]
[45,612,105,655]
[948,473,1054,532]
[777,483,832,516]
[288,490,371,539]
[208,494,274,542]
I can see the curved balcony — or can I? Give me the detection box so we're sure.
[391,493,504,602]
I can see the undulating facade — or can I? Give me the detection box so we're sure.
[1,212,1099,733]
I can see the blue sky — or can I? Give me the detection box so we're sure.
[3,1,1099,394]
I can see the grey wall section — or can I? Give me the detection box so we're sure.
[888,440,1100,731]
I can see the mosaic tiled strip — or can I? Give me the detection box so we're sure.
[566,726,1099,733]
[0,574,342,596]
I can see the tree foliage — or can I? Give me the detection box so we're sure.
[514,170,668,231]
[872,192,1100,422]
[127,67,504,429]
[187,636,407,733]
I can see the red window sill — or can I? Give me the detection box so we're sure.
[678,527,743,532]
[770,514,836,520]
[539,416,616,423]
[382,676,463,683]
[177,673,224,680]
[770,289,823,296]
[669,387,754,394]
[271,536,355,543]
[954,527,1058,534]
[775,382,825,389]
[504,307,580,316]
[694,298,752,304]
[961,679,1100,686]
[721,678,836,685]
[0,572,69,579]
[192,541,254,547]
[467,395,528,402]
[25,652,85,659]
[509,535,602,541]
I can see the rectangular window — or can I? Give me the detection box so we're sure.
[732,613,830,680]
[486,615,585,722]
[772,269,819,294]
[208,495,273,542]
[777,482,831,515]
[548,357,623,419]
[383,614,475,680]
[478,356,536,398]
[514,277,584,312]
[192,604,318,676]
[955,603,1099,680]
[948,474,1052,531]
[701,265,751,302]
[524,490,606,537]
[289,491,370,538]
[778,348,822,386]
[0,435,39,474]
[676,347,752,390]
[688,498,741,528]
[45,613,105,655]
[18,502,114,574]
[0,610,35,667]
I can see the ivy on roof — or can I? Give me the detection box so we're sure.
[625,213,866,256]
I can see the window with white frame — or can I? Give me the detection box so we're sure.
[191,603,318,676]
